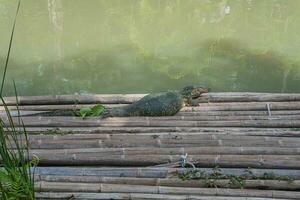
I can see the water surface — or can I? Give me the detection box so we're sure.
[0,0,300,95]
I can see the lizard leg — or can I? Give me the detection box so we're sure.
[187,98,200,107]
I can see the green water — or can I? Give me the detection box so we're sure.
[0,0,300,96]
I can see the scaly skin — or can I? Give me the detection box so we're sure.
[103,85,209,117]
[103,91,183,117]
[30,85,209,117]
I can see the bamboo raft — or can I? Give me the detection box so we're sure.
[2,92,300,199]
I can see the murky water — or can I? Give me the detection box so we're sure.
[0,0,300,96]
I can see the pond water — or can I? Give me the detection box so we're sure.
[0,0,300,96]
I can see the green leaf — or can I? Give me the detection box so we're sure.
[79,107,92,118]
[90,104,105,116]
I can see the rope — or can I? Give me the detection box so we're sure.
[180,153,196,170]
[266,102,272,116]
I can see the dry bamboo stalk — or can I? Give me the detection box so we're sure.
[34,167,300,179]
[10,126,300,136]
[3,93,300,106]
[199,92,300,103]
[28,146,300,156]
[26,114,300,121]
[22,132,300,143]
[34,176,300,190]
[177,110,300,116]
[3,102,300,112]
[35,182,300,199]
[181,102,300,111]
[4,116,300,128]
[0,109,293,116]
[1,94,144,105]
[21,135,300,149]
[35,192,283,200]
[0,103,125,112]
[35,167,172,178]
[25,133,300,142]
[32,154,300,168]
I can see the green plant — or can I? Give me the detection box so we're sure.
[0,76,39,200]
[290,128,300,131]
[75,104,105,119]
[0,0,38,199]
[178,166,294,189]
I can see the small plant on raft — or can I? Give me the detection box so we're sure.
[290,127,300,131]
[75,104,106,119]
[178,166,294,189]
[0,0,38,199]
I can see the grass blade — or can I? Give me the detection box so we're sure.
[0,0,21,96]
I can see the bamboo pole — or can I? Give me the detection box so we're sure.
[5,110,300,121]
[3,93,300,106]
[35,192,283,200]
[35,182,300,199]
[34,176,300,190]
[18,127,300,137]
[28,146,300,156]
[25,133,300,141]
[199,92,300,103]
[1,94,144,105]
[178,110,300,116]
[34,167,300,179]
[4,116,300,128]
[3,102,300,112]
[21,134,300,149]
[181,102,300,111]
[0,103,125,112]
[31,154,300,169]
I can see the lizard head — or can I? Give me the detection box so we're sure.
[180,85,210,99]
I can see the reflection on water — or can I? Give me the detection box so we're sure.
[0,0,300,95]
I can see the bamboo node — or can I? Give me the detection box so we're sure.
[239,147,244,154]
[258,155,264,165]
[156,138,162,147]
[71,154,76,160]
[218,139,223,146]
[179,147,185,154]
[98,140,102,147]
[215,155,221,164]
[99,183,102,192]
[121,154,125,160]
[157,185,161,194]
[155,178,160,186]
[137,168,142,177]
